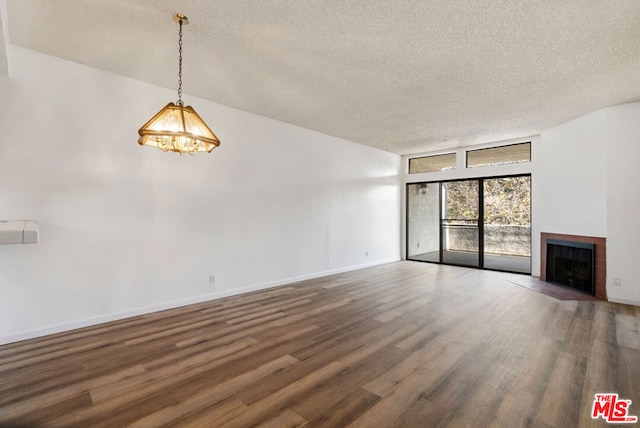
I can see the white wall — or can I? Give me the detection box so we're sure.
[535,102,640,305]
[0,46,401,343]
[0,0,9,77]
[605,102,640,305]
[535,109,608,238]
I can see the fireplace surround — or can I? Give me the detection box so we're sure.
[540,233,607,300]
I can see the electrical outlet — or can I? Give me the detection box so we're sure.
[614,277,621,286]
[209,274,216,284]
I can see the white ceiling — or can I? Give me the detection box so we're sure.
[4,0,640,154]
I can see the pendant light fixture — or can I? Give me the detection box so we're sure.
[138,14,220,154]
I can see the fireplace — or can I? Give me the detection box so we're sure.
[540,233,606,300]
[545,240,595,295]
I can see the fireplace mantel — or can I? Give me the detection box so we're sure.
[540,233,607,301]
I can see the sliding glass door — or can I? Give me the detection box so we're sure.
[482,176,531,273]
[441,180,480,268]
[407,175,531,274]
[407,183,440,263]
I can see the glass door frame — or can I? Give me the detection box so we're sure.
[406,173,531,274]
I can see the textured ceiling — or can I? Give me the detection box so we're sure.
[4,0,640,154]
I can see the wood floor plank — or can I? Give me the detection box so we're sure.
[0,364,146,418]
[256,408,309,428]
[490,389,539,428]
[127,355,299,427]
[89,338,259,403]
[292,346,408,421]
[223,361,345,428]
[0,390,94,427]
[0,261,638,427]
[175,397,248,427]
[536,351,587,427]
[0,340,111,372]
[309,387,381,427]
[616,313,640,350]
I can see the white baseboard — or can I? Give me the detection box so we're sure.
[0,258,399,345]
[607,296,640,307]
[295,257,400,282]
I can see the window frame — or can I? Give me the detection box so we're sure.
[465,142,531,169]
[408,152,457,174]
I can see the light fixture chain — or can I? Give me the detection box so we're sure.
[177,18,183,105]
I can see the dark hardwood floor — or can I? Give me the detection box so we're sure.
[0,261,638,427]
